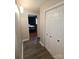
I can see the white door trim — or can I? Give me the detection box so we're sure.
[45,1,64,12]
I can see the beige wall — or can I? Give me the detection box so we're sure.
[20,13,29,41]
[21,9,40,41]
[40,0,63,45]
[16,7,40,42]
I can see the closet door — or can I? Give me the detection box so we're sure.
[45,5,64,59]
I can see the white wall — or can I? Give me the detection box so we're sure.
[40,0,63,45]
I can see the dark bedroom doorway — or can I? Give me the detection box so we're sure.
[28,15,37,40]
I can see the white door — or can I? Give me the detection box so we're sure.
[45,5,64,59]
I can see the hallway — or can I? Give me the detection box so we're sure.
[15,0,64,59]
[23,39,54,59]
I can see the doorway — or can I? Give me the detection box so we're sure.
[28,15,37,41]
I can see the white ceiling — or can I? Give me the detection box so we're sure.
[17,0,48,11]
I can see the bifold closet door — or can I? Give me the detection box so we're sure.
[45,5,64,58]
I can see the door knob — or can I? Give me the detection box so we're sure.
[57,40,60,42]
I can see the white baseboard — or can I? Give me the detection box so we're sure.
[53,54,64,59]
[22,43,23,59]
[22,39,29,42]
[40,41,44,47]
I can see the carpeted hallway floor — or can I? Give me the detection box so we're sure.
[23,32,54,59]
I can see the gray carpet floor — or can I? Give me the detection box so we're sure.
[23,40,54,59]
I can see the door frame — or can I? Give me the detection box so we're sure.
[27,13,40,38]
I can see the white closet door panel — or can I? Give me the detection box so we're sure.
[45,7,57,55]
[45,5,64,59]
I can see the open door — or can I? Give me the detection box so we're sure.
[28,15,37,40]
